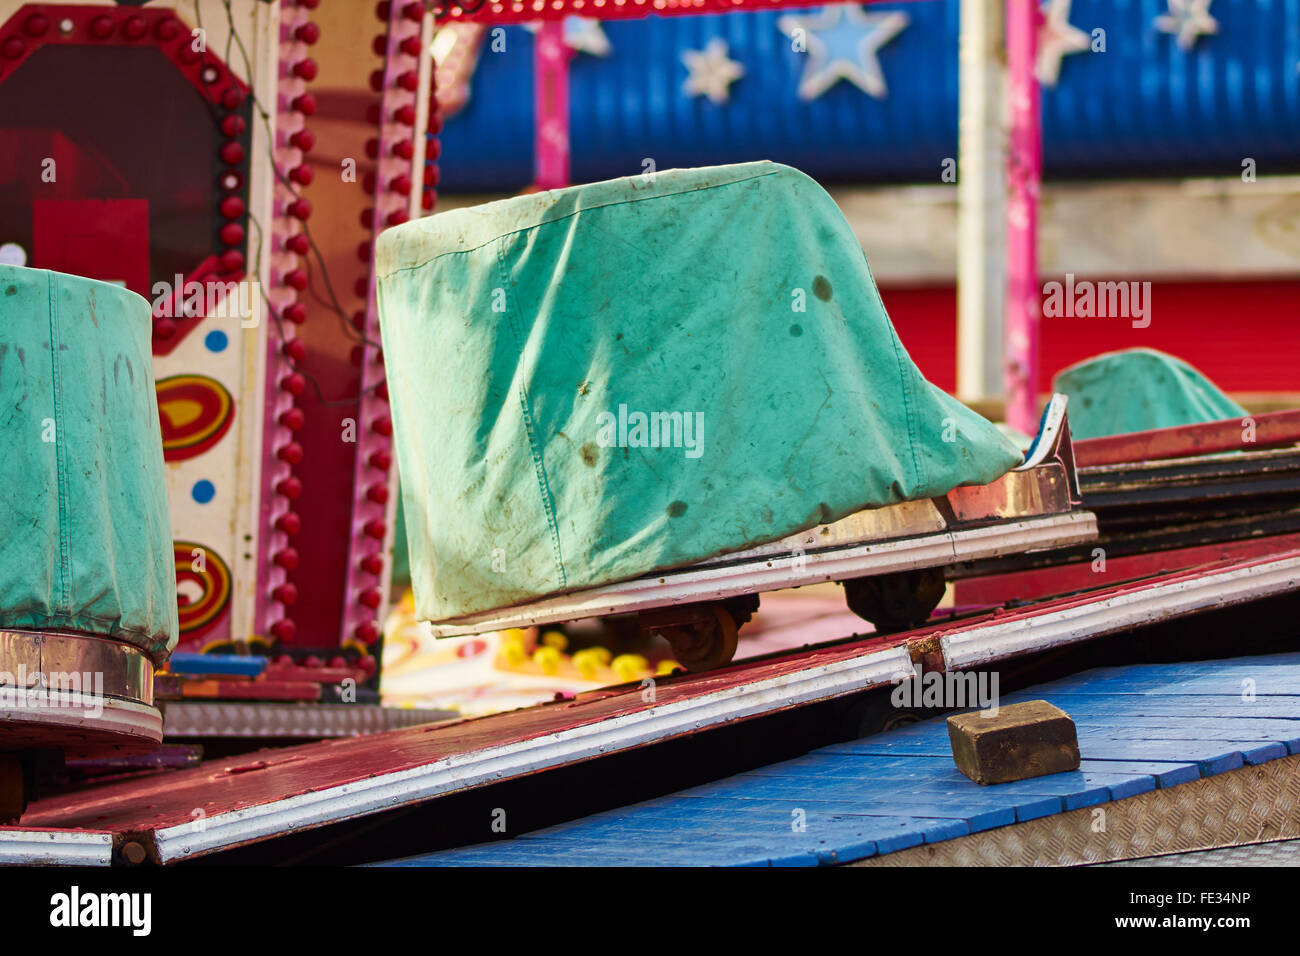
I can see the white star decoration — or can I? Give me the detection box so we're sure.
[1036,0,1090,87]
[563,17,611,57]
[1154,0,1218,52]
[524,17,612,57]
[778,5,910,101]
[682,38,745,104]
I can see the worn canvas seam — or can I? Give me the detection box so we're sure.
[47,272,72,612]
[494,238,567,589]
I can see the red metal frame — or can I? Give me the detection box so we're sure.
[1074,410,1300,469]
[0,3,248,102]
[953,531,1300,608]
[335,1,436,657]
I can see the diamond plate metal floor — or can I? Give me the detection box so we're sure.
[1100,838,1300,866]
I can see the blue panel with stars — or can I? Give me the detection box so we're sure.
[435,0,1300,191]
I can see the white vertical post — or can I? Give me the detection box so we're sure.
[956,0,1006,406]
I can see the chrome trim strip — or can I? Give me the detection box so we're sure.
[0,630,161,753]
[0,828,112,867]
[0,630,154,706]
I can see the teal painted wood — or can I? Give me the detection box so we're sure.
[374,653,1300,867]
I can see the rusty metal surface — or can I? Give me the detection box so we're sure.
[946,397,1080,521]
[946,464,1075,522]
[950,433,1300,595]
[1079,448,1300,509]
[855,754,1300,867]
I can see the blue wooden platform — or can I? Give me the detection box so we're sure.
[376,652,1300,867]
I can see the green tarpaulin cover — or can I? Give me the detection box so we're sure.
[0,265,177,664]
[1052,348,1247,440]
[376,162,1022,623]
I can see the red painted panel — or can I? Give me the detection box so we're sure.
[879,284,956,393]
[880,279,1300,396]
[32,199,149,298]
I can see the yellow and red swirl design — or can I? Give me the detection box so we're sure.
[157,374,234,462]
[174,541,232,637]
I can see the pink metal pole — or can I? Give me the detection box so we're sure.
[1003,0,1042,434]
[534,19,571,190]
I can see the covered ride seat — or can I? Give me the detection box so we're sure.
[377,161,1022,623]
[1052,348,1247,440]
[0,264,176,664]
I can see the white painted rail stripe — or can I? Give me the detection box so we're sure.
[942,553,1300,669]
[0,829,112,867]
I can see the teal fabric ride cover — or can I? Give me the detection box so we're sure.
[377,162,1022,623]
[1052,348,1247,440]
[0,265,177,663]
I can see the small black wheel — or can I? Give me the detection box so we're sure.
[663,605,739,672]
[841,566,946,633]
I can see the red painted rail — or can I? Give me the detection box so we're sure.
[954,532,1300,607]
[1073,410,1300,469]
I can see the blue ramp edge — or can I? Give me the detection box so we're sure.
[374,652,1300,867]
